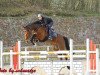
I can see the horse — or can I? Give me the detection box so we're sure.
[23,21,70,59]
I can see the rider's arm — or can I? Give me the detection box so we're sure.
[44,18,53,27]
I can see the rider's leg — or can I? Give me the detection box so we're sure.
[48,28,53,40]
[52,30,57,37]
[47,22,53,40]
[49,27,57,39]
[48,29,57,39]
[47,22,57,40]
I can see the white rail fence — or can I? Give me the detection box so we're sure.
[0,39,99,75]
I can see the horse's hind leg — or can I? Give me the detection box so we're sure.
[52,44,63,60]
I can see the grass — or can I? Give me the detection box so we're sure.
[0,0,100,17]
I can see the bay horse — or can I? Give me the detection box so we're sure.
[23,21,70,59]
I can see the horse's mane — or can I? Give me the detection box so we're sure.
[25,21,42,30]
[33,21,41,25]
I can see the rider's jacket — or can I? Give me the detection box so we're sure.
[38,17,53,27]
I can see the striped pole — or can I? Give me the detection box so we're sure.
[89,40,97,74]
[86,39,99,75]
[90,40,96,71]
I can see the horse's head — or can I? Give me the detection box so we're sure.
[23,26,32,43]
[23,21,47,43]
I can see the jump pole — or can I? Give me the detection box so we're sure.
[12,39,99,75]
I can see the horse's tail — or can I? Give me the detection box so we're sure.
[63,36,70,50]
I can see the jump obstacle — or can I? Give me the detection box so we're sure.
[0,39,99,75]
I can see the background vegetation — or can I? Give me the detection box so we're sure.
[0,0,100,17]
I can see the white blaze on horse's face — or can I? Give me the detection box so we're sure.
[32,30,37,35]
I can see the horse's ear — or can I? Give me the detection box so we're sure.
[22,26,27,31]
[23,26,26,30]
[23,26,25,28]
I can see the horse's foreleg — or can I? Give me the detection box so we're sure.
[30,39,35,45]
[30,35,36,45]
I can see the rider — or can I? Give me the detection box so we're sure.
[37,14,56,40]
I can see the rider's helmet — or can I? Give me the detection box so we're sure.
[38,14,43,20]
